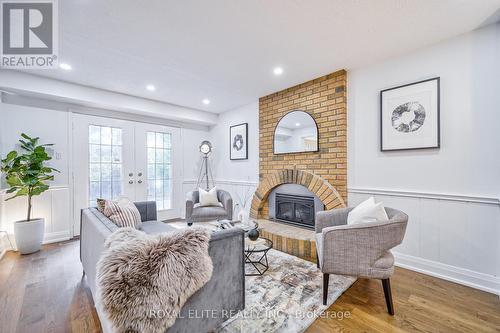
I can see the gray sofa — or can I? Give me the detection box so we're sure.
[185,189,233,225]
[80,201,245,333]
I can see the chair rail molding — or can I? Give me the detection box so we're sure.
[183,179,259,187]
[348,187,500,296]
[348,187,500,206]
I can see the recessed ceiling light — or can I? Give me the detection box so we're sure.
[295,122,301,127]
[202,99,210,105]
[146,84,156,91]
[273,66,284,75]
[59,63,72,71]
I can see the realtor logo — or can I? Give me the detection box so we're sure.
[1,0,58,68]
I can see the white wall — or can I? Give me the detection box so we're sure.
[0,95,210,244]
[210,101,259,183]
[180,127,212,215]
[197,102,259,218]
[0,103,70,186]
[348,23,500,294]
[0,103,72,244]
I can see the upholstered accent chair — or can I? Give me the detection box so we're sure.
[315,207,408,315]
[186,189,233,226]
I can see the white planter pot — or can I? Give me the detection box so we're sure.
[14,218,45,254]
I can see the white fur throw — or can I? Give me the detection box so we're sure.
[96,227,213,333]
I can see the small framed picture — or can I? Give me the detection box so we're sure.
[380,77,440,151]
[230,123,248,160]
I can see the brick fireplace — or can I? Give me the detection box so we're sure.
[250,69,348,221]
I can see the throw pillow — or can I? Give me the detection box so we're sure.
[104,199,142,229]
[96,198,106,212]
[198,187,222,207]
[347,196,389,225]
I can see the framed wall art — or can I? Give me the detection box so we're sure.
[230,123,248,160]
[380,77,440,151]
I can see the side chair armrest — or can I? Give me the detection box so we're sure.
[186,191,196,219]
[321,219,407,273]
[315,207,351,233]
[218,190,233,219]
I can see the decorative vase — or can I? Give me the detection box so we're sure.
[248,228,259,241]
[14,218,44,254]
[237,209,249,224]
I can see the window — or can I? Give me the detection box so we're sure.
[147,131,172,210]
[88,125,123,206]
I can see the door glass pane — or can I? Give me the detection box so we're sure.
[146,131,172,210]
[88,125,123,206]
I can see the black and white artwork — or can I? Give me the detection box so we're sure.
[381,77,440,151]
[230,123,248,160]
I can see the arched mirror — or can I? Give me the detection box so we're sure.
[274,110,318,154]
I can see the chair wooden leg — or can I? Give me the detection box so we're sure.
[316,249,319,268]
[323,273,329,305]
[382,278,394,315]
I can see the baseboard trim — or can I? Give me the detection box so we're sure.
[43,230,71,244]
[394,252,500,296]
[0,230,71,253]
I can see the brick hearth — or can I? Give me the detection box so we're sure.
[257,219,317,262]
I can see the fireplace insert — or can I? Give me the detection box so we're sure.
[275,193,315,228]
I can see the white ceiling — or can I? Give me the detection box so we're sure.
[23,0,500,113]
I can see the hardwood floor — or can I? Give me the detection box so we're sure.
[307,268,500,333]
[1,240,499,333]
[0,240,101,333]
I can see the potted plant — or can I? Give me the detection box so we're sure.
[1,133,59,254]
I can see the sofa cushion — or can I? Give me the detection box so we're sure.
[134,201,157,221]
[140,221,178,235]
[191,206,228,219]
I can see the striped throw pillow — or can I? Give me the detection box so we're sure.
[104,200,142,229]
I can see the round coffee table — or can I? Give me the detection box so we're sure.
[244,237,273,276]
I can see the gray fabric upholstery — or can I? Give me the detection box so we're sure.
[192,206,228,219]
[316,206,408,279]
[315,233,323,264]
[134,201,158,222]
[169,228,245,333]
[80,202,245,333]
[186,189,233,224]
[139,221,178,234]
[315,207,353,233]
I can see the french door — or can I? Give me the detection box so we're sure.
[72,114,181,235]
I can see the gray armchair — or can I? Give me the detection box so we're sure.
[186,189,233,226]
[315,206,408,314]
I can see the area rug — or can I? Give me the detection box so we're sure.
[217,249,356,333]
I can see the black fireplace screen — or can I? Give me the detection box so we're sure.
[275,193,315,228]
